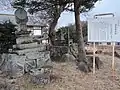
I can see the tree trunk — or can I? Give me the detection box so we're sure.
[74,0,90,72]
[49,16,59,45]
[48,6,65,46]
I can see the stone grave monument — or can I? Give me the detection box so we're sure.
[0,7,52,84]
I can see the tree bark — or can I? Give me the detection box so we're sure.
[48,6,65,46]
[49,16,59,45]
[74,0,91,72]
[74,0,87,62]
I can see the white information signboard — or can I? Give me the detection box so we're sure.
[88,17,120,42]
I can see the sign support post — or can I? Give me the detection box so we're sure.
[93,42,96,74]
[112,42,115,78]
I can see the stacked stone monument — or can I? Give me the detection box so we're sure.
[1,28,52,79]
[0,6,52,84]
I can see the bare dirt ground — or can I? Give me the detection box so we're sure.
[1,54,120,90]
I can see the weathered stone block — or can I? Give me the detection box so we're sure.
[15,42,38,49]
[25,52,42,60]
[8,54,26,67]
[1,54,26,77]
[37,59,52,68]
[24,60,37,72]
[16,36,33,44]
[25,52,52,72]
[14,46,46,55]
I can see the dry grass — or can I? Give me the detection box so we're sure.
[1,54,120,90]
[21,54,120,90]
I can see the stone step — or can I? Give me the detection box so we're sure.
[14,42,38,49]
[16,36,33,44]
[14,46,47,55]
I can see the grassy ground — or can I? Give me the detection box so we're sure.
[1,54,120,90]
[21,54,120,90]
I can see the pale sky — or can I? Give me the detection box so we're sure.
[57,0,120,28]
[0,0,120,28]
